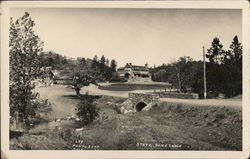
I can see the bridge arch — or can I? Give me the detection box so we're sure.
[120,93,160,114]
[135,101,147,111]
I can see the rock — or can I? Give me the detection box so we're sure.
[120,106,125,113]
[76,127,84,131]
[218,93,225,99]
[127,110,134,113]
[107,101,112,105]
[67,116,74,120]
[55,126,61,130]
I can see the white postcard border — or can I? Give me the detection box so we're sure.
[1,1,249,159]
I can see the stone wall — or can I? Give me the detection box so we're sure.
[152,92,199,99]
[128,93,159,106]
[120,93,160,114]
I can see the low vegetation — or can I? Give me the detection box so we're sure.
[76,95,99,126]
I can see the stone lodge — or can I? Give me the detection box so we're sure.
[117,63,152,82]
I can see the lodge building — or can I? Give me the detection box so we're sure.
[117,63,152,82]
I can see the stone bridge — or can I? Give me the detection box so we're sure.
[120,93,160,114]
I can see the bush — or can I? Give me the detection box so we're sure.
[10,97,52,131]
[76,96,99,125]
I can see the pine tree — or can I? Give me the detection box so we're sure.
[91,55,98,69]
[206,37,225,64]
[110,59,117,72]
[105,59,109,66]
[100,55,106,65]
[100,55,106,72]
[225,36,242,96]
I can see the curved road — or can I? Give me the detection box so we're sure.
[81,84,242,108]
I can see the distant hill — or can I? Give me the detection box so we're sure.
[38,51,118,82]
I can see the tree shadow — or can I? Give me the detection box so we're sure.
[62,94,101,100]
[10,130,25,139]
[28,132,45,136]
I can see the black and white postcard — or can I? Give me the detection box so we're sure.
[1,1,249,159]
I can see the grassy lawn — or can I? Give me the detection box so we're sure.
[98,82,172,91]
[10,86,242,150]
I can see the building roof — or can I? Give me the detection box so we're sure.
[117,63,148,72]
[130,65,148,71]
[51,69,71,80]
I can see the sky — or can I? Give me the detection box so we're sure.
[10,8,242,67]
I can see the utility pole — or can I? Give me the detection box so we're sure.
[174,65,181,93]
[203,46,207,99]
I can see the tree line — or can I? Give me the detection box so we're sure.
[37,51,118,80]
[69,55,118,96]
[150,36,242,98]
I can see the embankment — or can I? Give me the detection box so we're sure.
[149,101,242,150]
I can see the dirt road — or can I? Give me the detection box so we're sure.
[160,98,242,109]
[81,84,242,108]
[34,85,79,119]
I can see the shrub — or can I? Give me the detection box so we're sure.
[10,97,52,131]
[76,96,99,125]
[112,104,122,114]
